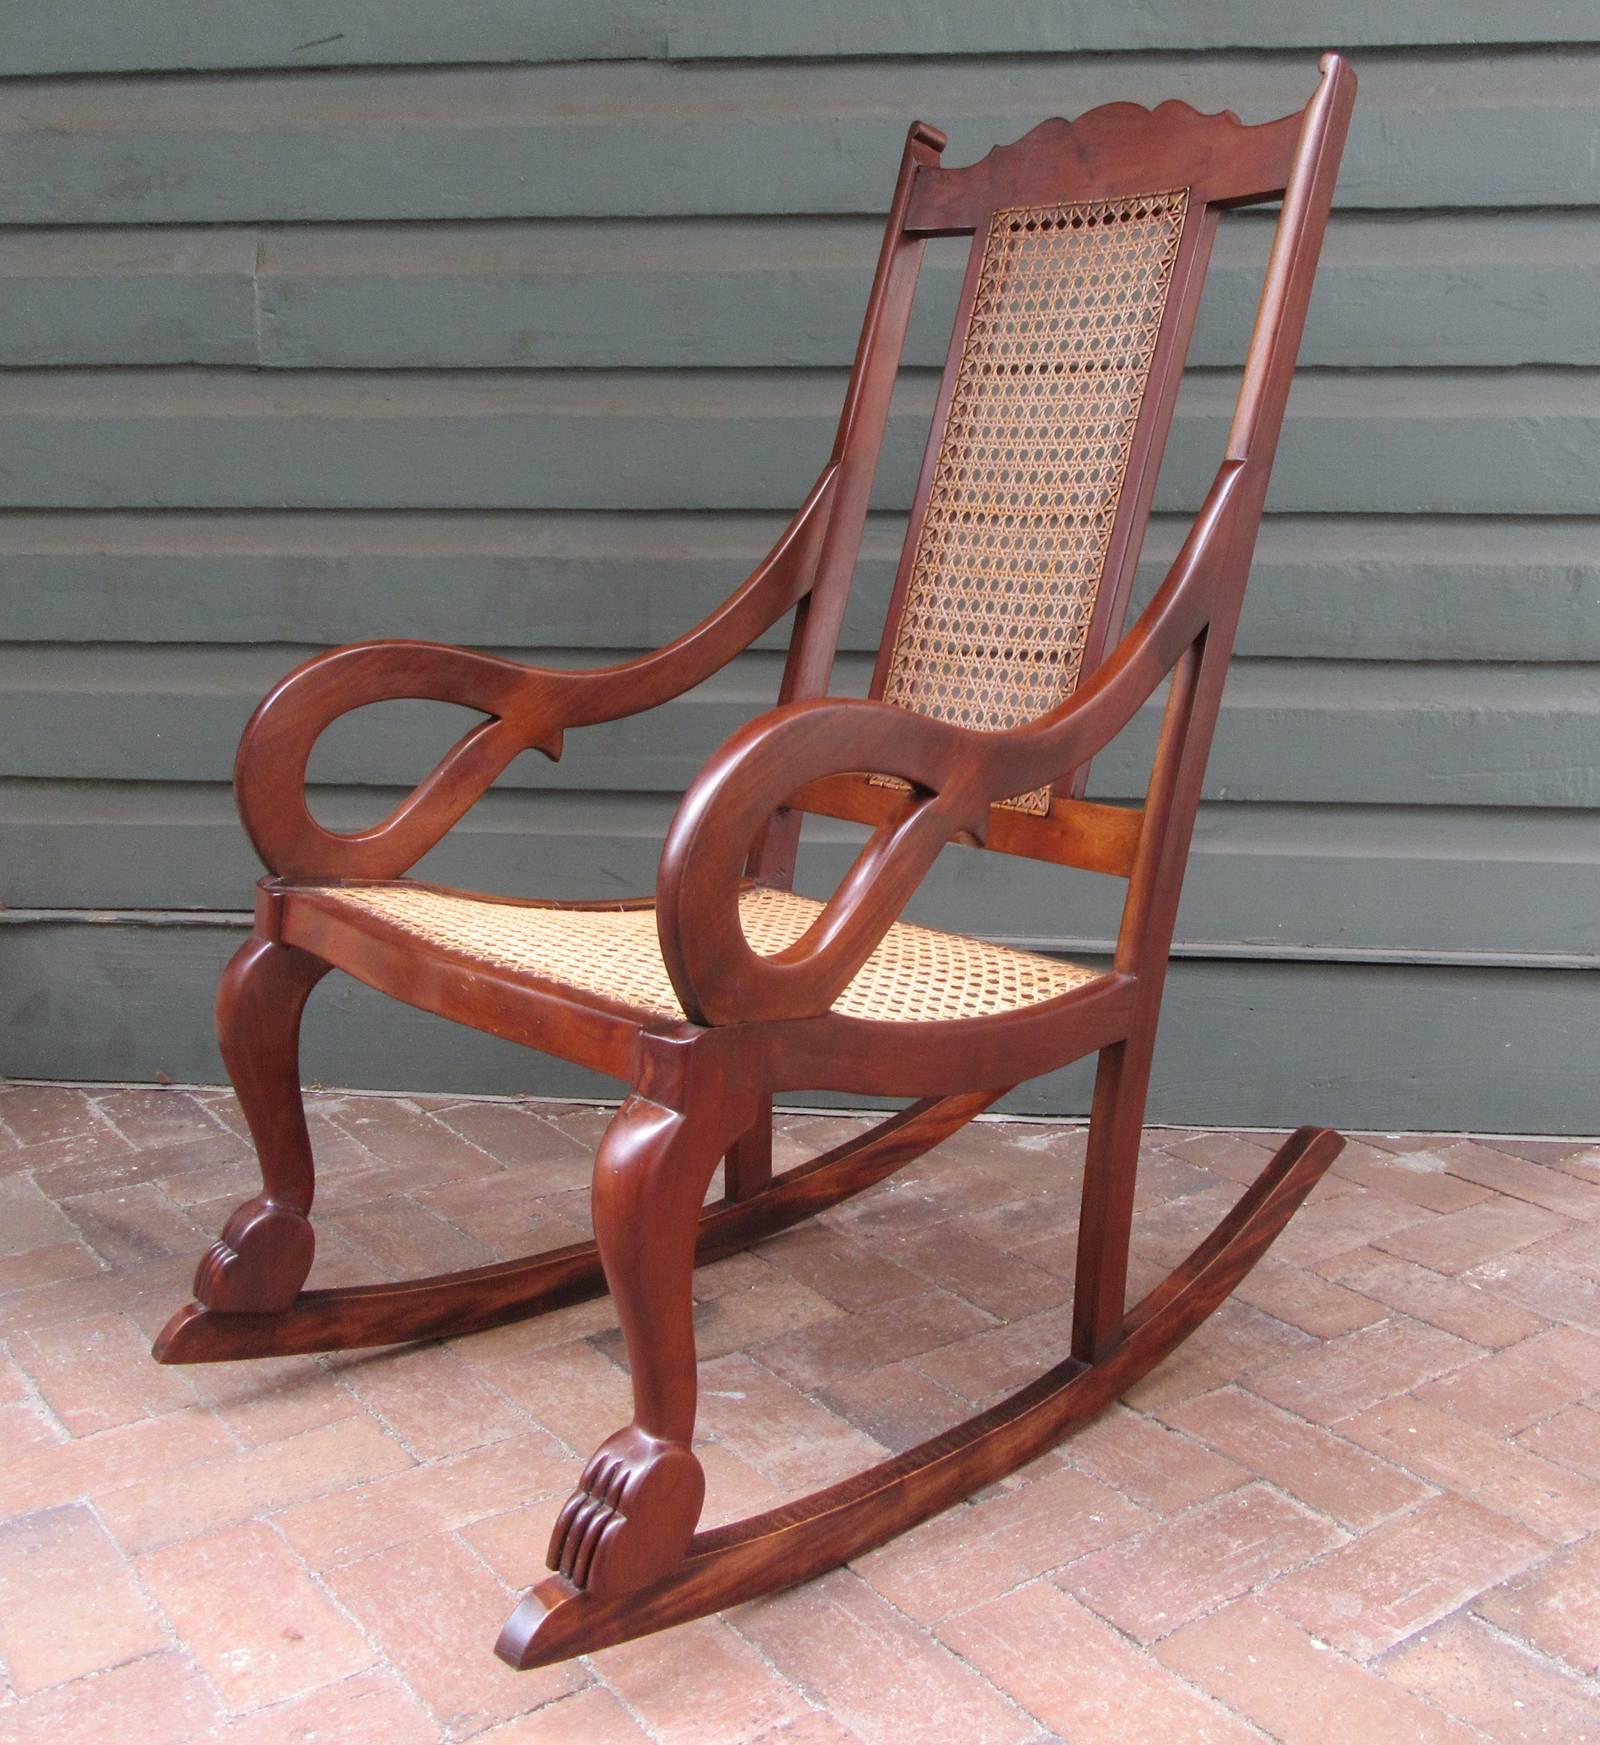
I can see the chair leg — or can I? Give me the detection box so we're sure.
[499,1123,1347,1670]
[546,1091,731,1597]
[1070,1035,1156,1365]
[155,1090,998,1364]
[723,1094,774,1201]
[193,937,330,1314]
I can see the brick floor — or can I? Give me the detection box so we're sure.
[2,1080,1598,1742]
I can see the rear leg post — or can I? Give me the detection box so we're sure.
[194,937,330,1313]
[1070,1036,1155,1365]
[723,1094,774,1201]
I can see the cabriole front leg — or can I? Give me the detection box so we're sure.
[547,1088,736,1596]
[191,937,330,1313]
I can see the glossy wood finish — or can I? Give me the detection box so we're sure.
[499,1124,1346,1667]
[234,465,839,882]
[275,884,1138,1097]
[788,778,1145,877]
[153,1090,999,1362]
[154,58,1356,1671]
[193,934,329,1313]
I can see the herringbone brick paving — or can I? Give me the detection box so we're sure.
[1,1081,1596,1743]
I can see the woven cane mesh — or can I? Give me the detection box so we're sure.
[879,188,1190,813]
[317,882,1099,1024]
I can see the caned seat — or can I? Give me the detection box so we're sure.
[154,59,1357,1678]
[306,880,1103,1024]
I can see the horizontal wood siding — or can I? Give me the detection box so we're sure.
[8,214,1598,370]
[6,915,1592,1133]
[1,12,1594,1131]
[0,58,1596,219]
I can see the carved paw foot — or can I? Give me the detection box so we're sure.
[193,1196,314,1313]
[547,1427,705,1596]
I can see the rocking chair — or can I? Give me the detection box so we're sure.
[154,56,1357,1668]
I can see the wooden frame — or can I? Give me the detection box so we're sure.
[152,56,1357,1668]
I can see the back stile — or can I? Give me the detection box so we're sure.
[1228,62,1357,469]
[749,120,945,886]
[1122,54,1358,980]
[774,121,947,709]
[1072,55,1356,1364]
[741,120,945,1184]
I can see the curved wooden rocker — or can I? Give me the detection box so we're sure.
[153,56,1357,1669]
[155,1090,998,1362]
[500,1123,1342,1668]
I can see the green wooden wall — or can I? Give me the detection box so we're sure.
[3,6,1596,1131]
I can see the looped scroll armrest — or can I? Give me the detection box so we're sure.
[236,466,839,881]
[234,640,574,880]
[656,461,1249,1026]
[657,699,994,1024]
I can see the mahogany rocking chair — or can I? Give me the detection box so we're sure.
[154,57,1357,1667]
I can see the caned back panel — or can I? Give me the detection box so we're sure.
[874,188,1191,813]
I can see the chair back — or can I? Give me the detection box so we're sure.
[771,63,1354,865]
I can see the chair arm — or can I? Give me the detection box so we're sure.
[236,466,838,879]
[655,461,1248,1025]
